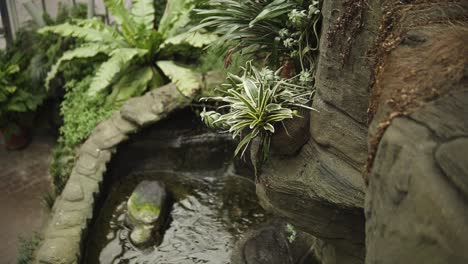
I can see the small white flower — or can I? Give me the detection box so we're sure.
[288,9,307,27]
[283,38,295,48]
[278,28,290,39]
[299,71,312,84]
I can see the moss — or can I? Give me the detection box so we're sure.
[128,193,162,223]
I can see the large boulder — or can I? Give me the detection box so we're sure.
[126,180,171,247]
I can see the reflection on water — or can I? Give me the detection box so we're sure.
[86,171,268,264]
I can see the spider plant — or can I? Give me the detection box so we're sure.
[201,61,314,161]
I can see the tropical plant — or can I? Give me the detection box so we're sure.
[40,0,215,104]
[200,61,314,161]
[194,0,321,73]
[0,52,45,135]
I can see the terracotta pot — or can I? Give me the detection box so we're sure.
[0,126,30,150]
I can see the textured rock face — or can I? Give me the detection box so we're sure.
[256,0,380,263]
[366,1,468,263]
[366,92,468,263]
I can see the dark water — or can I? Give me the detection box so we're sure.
[86,171,268,264]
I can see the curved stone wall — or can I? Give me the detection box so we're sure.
[34,83,198,264]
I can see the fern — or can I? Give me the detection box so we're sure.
[39,22,121,45]
[131,0,155,31]
[45,44,110,90]
[88,48,147,96]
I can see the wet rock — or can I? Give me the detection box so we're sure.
[230,219,319,264]
[126,181,171,247]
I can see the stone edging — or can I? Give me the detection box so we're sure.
[34,83,199,264]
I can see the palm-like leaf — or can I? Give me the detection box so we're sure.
[194,0,288,52]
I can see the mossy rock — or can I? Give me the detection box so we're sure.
[127,181,168,225]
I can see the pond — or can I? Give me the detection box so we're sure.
[85,169,268,264]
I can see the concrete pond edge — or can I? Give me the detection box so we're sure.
[34,83,199,264]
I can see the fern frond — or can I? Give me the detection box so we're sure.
[45,44,110,90]
[131,0,155,31]
[104,0,138,45]
[87,48,147,97]
[39,23,118,45]
[156,60,201,97]
[75,18,127,46]
[106,66,154,105]
[161,31,218,49]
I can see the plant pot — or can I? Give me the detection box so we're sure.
[270,107,311,156]
[0,126,30,150]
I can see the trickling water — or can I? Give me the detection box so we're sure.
[86,171,268,264]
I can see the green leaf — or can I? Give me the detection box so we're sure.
[158,0,193,38]
[106,66,154,105]
[242,77,258,106]
[249,0,294,27]
[6,64,20,74]
[265,103,281,112]
[156,60,201,97]
[234,131,255,157]
[39,22,119,45]
[131,0,155,31]
[161,31,218,49]
[45,44,110,90]
[88,48,147,97]
[104,0,139,44]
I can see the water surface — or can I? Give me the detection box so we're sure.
[86,170,267,264]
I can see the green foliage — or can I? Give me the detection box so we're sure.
[0,51,45,135]
[60,77,115,147]
[40,0,211,103]
[50,77,116,195]
[194,0,321,72]
[44,0,215,194]
[17,233,42,264]
[201,61,314,160]
[0,3,87,136]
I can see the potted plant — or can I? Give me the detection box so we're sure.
[0,52,44,150]
[200,61,315,169]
